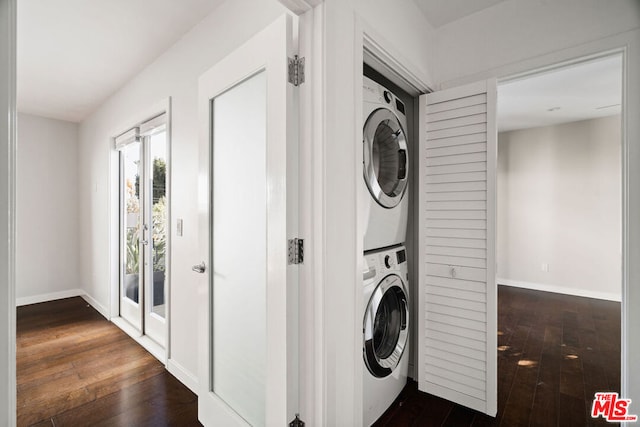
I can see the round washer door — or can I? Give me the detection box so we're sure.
[363,108,409,208]
[363,273,409,378]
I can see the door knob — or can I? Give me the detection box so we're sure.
[192,262,206,274]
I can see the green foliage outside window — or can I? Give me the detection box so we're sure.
[125,158,167,275]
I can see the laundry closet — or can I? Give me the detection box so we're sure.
[360,43,498,424]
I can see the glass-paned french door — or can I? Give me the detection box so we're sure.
[119,114,168,347]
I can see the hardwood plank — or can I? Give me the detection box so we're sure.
[369,287,620,426]
[17,297,200,427]
[54,372,197,427]
[442,405,477,427]
[558,392,587,427]
[391,389,454,427]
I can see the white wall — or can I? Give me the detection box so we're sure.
[434,0,640,87]
[355,0,435,85]
[497,116,621,300]
[78,0,288,389]
[16,113,80,304]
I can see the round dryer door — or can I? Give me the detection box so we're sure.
[363,108,409,208]
[363,274,409,378]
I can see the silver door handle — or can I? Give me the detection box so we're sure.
[192,262,206,274]
[141,240,149,245]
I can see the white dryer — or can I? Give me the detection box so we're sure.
[363,245,410,426]
[362,76,410,252]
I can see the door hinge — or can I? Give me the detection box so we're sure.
[288,238,304,265]
[288,55,305,87]
[289,414,305,427]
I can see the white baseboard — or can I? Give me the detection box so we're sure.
[80,292,109,319]
[16,289,84,306]
[497,278,621,302]
[167,359,199,395]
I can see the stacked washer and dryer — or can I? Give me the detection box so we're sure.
[362,75,411,426]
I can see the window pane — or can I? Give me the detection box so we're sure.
[123,142,141,304]
[150,131,167,318]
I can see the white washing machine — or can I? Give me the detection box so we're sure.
[363,245,410,426]
[362,76,410,252]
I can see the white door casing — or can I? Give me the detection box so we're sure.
[197,14,299,427]
[418,79,498,416]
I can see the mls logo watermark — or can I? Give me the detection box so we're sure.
[591,392,638,422]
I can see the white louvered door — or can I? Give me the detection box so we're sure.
[417,80,497,416]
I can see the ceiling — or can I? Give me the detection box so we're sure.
[18,1,624,128]
[498,55,623,133]
[17,0,225,123]
[413,0,507,28]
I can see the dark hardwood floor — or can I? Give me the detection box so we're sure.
[374,286,621,427]
[18,287,621,426]
[17,297,200,427]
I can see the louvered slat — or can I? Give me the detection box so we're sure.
[426,142,487,158]
[424,354,485,380]
[425,245,486,259]
[426,93,487,114]
[426,320,486,342]
[425,275,486,292]
[426,132,486,149]
[426,190,487,201]
[425,285,486,302]
[425,171,487,184]
[425,329,486,351]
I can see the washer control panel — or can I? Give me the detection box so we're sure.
[363,247,407,283]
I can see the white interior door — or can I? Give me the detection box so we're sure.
[197,14,299,427]
[417,79,498,416]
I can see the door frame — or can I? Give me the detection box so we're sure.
[1,0,17,424]
[494,48,628,396]
[109,97,172,364]
[353,14,433,426]
[441,32,639,401]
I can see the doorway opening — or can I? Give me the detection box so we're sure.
[495,53,623,422]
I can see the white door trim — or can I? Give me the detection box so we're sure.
[489,43,634,402]
[1,0,17,424]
